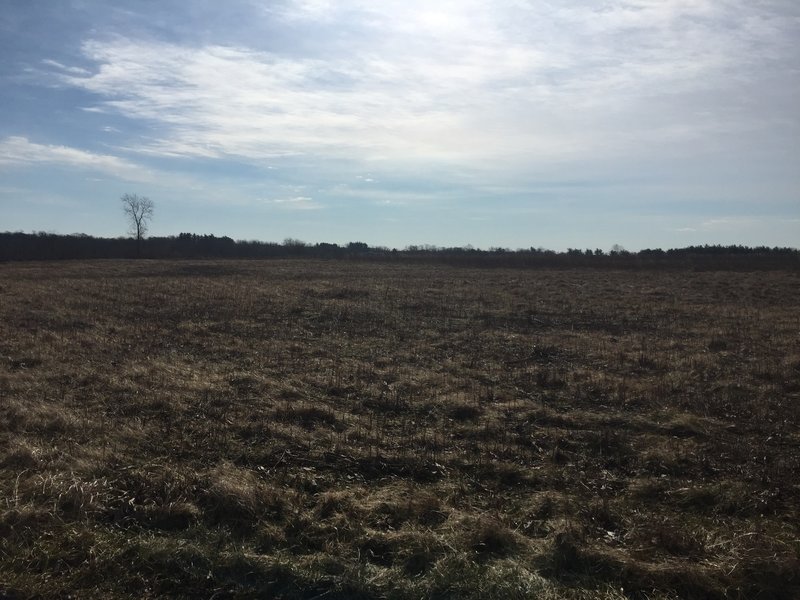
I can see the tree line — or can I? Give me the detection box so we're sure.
[0,230,797,270]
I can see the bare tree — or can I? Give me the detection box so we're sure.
[121,193,154,255]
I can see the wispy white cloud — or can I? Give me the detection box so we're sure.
[0,184,81,208]
[51,0,798,173]
[675,215,797,235]
[699,217,760,231]
[275,0,338,22]
[0,136,153,182]
[41,59,91,76]
[264,195,323,210]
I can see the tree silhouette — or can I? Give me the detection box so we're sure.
[121,193,154,256]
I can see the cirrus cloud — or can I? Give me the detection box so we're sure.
[0,135,153,182]
[50,0,799,174]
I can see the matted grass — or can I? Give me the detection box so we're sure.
[1,259,798,598]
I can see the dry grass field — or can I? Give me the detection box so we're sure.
[1,259,799,599]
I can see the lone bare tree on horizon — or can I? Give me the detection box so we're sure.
[121,193,154,256]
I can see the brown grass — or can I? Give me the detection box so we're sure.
[0,259,798,598]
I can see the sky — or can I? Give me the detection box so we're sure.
[1,0,798,250]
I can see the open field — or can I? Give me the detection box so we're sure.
[1,259,799,599]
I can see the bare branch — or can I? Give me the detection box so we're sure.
[121,193,154,242]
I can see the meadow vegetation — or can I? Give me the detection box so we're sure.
[1,259,798,598]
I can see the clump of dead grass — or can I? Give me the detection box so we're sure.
[199,461,288,528]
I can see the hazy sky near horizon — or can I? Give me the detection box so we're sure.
[1,0,798,250]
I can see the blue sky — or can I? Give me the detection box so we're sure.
[1,0,798,250]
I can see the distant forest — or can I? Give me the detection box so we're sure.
[1,231,798,270]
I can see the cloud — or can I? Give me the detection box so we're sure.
[0,136,153,182]
[0,184,82,209]
[670,215,800,248]
[264,195,322,210]
[47,0,798,175]
[275,0,338,22]
[41,59,91,76]
[12,0,786,231]
[698,217,759,231]
[676,216,786,234]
